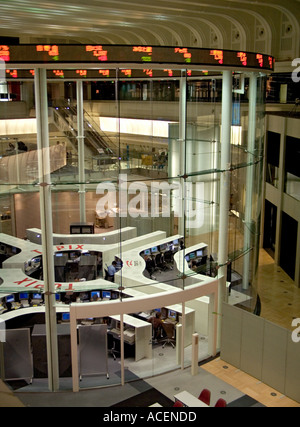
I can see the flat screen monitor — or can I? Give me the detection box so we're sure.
[6,294,15,303]
[11,247,17,254]
[185,255,190,262]
[91,291,101,299]
[82,227,92,234]
[159,244,167,251]
[111,292,119,300]
[55,293,60,301]
[33,293,42,300]
[19,292,29,299]
[168,309,177,320]
[144,249,151,255]
[173,239,179,245]
[62,313,70,321]
[154,308,161,313]
[189,252,196,259]
[55,253,63,257]
[102,291,111,299]
[151,246,158,253]
[196,250,203,257]
[71,227,81,234]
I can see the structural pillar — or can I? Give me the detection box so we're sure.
[34,68,59,392]
[178,70,187,236]
[242,73,257,289]
[217,70,232,343]
[76,80,86,223]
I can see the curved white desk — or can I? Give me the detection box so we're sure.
[0,303,69,323]
[26,227,137,245]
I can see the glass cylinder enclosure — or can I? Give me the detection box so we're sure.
[0,45,272,392]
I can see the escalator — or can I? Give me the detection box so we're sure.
[52,103,118,158]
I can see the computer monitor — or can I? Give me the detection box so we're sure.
[111,292,119,300]
[91,291,101,300]
[55,253,63,257]
[154,308,161,313]
[19,292,29,300]
[189,252,196,260]
[102,290,111,299]
[185,255,190,262]
[32,293,42,300]
[71,227,81,234]
[196,250,203,257]
[159,244,167,251]
[168,309,177,320]
[144,249,151,256]
[151,246,158,253]
[6,294,15,303]
[82,227,92,234]
[55,293,60,301]
[70,252,78,259]
[62,313,70,322]
[173,239,179,245]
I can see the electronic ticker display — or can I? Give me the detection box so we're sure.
[0,44,275,72]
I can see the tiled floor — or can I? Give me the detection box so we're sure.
[1,249,300,407]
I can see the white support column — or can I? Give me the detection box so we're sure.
[242,73,257,289]
[217,70,232,342]
[178,70,187,236]
[76,80,86,223]
[34,68,59,392]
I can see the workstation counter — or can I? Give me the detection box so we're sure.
[26,227,137,246]
[114,234,184,288]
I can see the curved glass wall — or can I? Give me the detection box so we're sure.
[0,59,267,392]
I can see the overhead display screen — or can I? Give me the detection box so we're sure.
[0,44,275,72]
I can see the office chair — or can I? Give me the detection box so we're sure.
[215,398,227,407]
[161,322,176,348]
[155,253,167,271]
[173,400,184,407]
[108,339,120,361]
[198,388,211,405]
[162,250,174,270]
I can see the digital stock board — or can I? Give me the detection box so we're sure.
[0,44,275,80]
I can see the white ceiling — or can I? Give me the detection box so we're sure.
[0,0,299,61]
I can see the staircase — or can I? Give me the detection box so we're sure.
[52,102,118,157]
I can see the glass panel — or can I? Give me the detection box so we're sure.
[0,63,267,390]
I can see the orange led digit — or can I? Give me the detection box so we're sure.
[99,70,110,77]
[174,47,192,63]
[86,45,108,61]
[237,52,247,66]
[210,50,223,64]
[143,69,153,77]
[0,45,10,61]
[121,69,132,77]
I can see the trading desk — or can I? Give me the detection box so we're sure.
[114,234,183,288]
[26,227,137,245]
[109,314,152,362]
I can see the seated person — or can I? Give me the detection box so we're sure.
[191,260,198,272]
[148,311,163,341]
